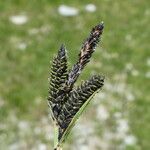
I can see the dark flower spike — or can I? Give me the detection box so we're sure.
[66,22,104,91]
[48,22,105,150]
[58,75,104,140]
[48,44,68,121]
[79,22,104,68]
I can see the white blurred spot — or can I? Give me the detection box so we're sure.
[44,125,54,140]
[78,145,89,150]
[9,143,19,150]
[125,63,139,76]
[18,120,30,130]
[116,119,129,136]
[41,117,49,124]
[9,15,28,25]
[114,112,122,119]
[146,58,150,66]
[35,97,43,105]
[18,42,27,51]
[29,28,39,35]
[113,73,127,81]
[96,92,106,100]
[104,82,114,91]
[124,135,137,145]
[102,51,119,59]
[131,69,139,76]
[125,63,133,71]
[115,82,126,94]
[8,112,18,123]
[34,127,42,135]
[125,34,132,41]
[85,4,96,12]
[145,71,150,78]
[74,123,94,137]
[96,105,109,121]
[145,9,150,16]
[37,143,47,150]
[126,92,135,101]
[28,25,51,36]
[58,5,79,17]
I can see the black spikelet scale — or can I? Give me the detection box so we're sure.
[58,75,104,140]
[48,44,68,120]
[65,22,104,92]
[79,22,104,69]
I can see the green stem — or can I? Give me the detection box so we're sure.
[53,123,63,150]
[54,123,59,149]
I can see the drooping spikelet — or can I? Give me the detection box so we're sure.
[79,22,104,68]
[65,22,104,91]
[58,75,104,140]
[48,44,68,120]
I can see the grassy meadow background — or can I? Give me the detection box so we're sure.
[0,0,150,150]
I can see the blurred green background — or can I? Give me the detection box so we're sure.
[0,0,150,150]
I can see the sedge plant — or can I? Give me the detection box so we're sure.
[48,22,105,150]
